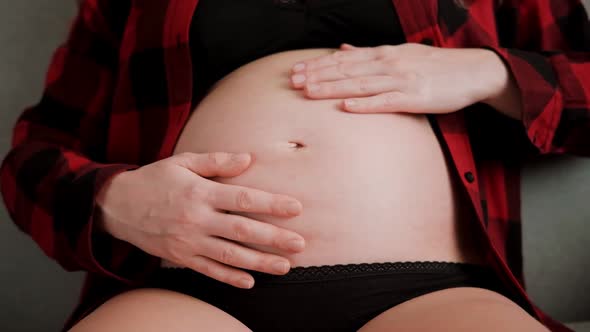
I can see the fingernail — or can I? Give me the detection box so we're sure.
[292,63,305,72]
[307,83,320,92]
[273,261,290,274]
[231,153,250,164]
[345,99,358,108]
[287,238,305,251]
[239,278,254,288]
[292,74,306,84]
[285,200,302,215]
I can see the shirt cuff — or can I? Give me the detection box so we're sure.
[485,46,564,153]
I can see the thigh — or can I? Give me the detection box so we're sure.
[358,287,549,332]
[69,288,252,332]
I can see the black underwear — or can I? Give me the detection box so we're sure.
[148,261,516,332]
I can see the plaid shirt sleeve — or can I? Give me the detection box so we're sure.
[0,0,160,283]
[489,0,590,156]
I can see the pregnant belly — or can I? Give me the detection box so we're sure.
[170,49,484,268]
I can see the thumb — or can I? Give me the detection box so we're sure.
[175,152,252,178]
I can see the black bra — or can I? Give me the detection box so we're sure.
[190,0,406,104]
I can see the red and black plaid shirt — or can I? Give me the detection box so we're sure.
[1,0,589,330]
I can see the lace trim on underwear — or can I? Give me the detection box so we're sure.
[247,261,490,282]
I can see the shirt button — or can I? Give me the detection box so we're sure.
[464,171,475,183]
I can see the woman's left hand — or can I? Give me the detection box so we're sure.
[290,43,512,115]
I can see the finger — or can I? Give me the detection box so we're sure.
[175,152,252,178]
[292,61,387,88]
[305,75,402,99]
[291,47,378,74]
[340,43,357,50]
[184,255,256,289]
[199,236,293,276]
[342,91,415,113]
[206,212,306,252]
[208,183,303,217]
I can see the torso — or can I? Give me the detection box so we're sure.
[168,49,485,268]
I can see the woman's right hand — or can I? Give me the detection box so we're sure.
[96,152,305,289]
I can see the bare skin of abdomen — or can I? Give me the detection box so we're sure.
[166,49,484,269]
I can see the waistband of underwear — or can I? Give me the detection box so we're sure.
[247,261,492,282]
[159,261,493,283]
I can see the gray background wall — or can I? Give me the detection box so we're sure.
[0,1,588,332]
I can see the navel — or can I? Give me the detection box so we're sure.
[287,141,306,149]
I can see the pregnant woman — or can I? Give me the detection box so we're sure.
[1,0,589,331]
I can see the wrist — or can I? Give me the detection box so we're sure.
[478,49,510,104]
[478,49,522,120]
[95,171,129,236]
